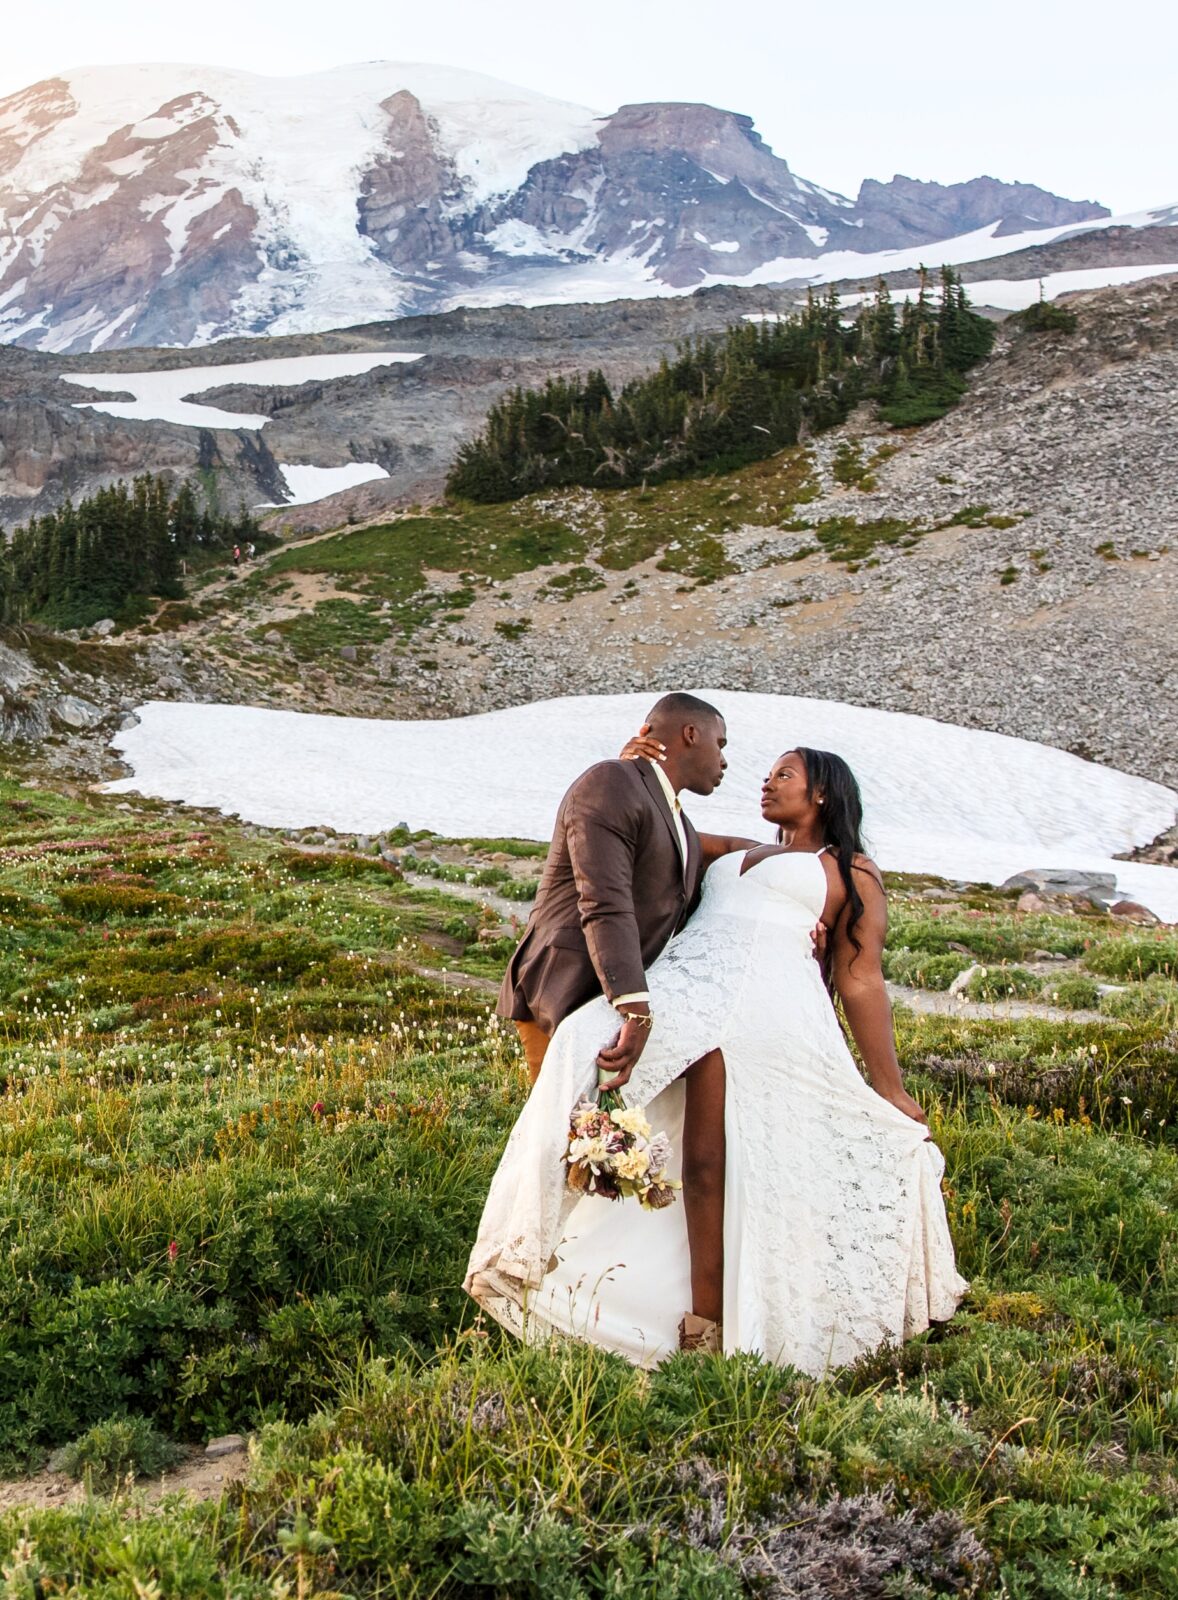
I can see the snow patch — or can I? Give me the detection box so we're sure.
[58,350,423,428]
[104,692,1178,921]
[259,461,389,507]
[840,262,1178,311]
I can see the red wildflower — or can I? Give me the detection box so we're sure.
[167,1240,179,1263]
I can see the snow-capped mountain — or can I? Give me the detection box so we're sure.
[0,61,1121,352]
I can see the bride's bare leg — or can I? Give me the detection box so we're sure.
[683,1048,725,1324]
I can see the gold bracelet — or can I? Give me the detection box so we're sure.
[617,1009,654,1030]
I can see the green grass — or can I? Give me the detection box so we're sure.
[261,596,394,658]
[0,779,1174,1593]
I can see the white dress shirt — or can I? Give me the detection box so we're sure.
[614,759,686,1009]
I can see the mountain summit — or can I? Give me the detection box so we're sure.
[0,61,1109,352]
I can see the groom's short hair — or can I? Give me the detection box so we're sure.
[646,692,723,728]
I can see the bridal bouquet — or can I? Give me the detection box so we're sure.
[564,1083,679,1209]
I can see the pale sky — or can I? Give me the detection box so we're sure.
[3,0,1174,215]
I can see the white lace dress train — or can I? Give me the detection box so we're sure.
[465,850,967,1374]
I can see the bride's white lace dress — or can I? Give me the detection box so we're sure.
[465,849,966,1373]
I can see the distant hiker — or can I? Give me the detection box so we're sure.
[233,544,241,567]
[247,541,256,561]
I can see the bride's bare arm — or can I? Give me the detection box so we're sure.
[618,727,758,865]
[830,860,927,1126]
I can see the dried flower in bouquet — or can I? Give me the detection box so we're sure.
[564,1074,678,1209]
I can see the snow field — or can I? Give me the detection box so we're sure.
[59,351,423,429]
[836,262,1178,312]
[105,693,1178,920]
[261,463,389,507]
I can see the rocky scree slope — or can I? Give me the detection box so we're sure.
[111,275,1175,793]
[5,277,1177,812]
[420,275,1174,788]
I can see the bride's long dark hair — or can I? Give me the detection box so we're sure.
[779,746,868,967]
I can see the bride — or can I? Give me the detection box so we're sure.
[465,738,966,1373]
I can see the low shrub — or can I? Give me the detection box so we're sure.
[883,948,973,990]
[1015,299,1079,335]
[1084,933,1178,981]
[275,849,402,881]
[965,966,1043,1001]
[58,883,185,919]
[909,1043,1178,1136]
[888,912,1088,963]
[1099,977,1178,1022]
[48,1414,185,1486]
[1044,973,1101,1010]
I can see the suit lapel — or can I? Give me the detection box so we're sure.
[635,759,686,878]
[681,812,702,896]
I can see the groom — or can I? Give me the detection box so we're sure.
[498,693,728,1083]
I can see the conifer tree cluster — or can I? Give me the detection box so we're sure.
[0,475,263,630]
[448,269,993,502]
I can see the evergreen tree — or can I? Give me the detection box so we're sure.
[446,270,995,503]
[1,473,260,630]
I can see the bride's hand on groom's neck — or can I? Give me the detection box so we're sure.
[620,725,666,763]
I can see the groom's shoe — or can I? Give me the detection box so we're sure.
[678,1313,722,1354]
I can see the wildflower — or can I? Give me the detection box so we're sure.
[312,1100,325,1116]
[167,1240,179,1263]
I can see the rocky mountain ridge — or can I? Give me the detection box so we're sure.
[0,61,1112,352]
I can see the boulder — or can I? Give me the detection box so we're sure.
[52,694,104,730]
[339,644,358,662]
[948,963,984,996]
[89,618,116,637]
[1109,899,1161,923]
[1003,869,1117,905]
[204,1434,247,1458]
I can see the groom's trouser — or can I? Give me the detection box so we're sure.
[515,1021,550,1084]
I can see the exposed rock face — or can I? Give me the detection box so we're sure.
[499,102,840,288]
[0,637,50,743]
[0,63,1112,353]
[358,91,473,278]
[0,81,263,350]
[852,174,1106,246]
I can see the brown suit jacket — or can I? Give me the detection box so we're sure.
[498,758,704,1037]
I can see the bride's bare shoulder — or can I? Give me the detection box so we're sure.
[850,853,885,890]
